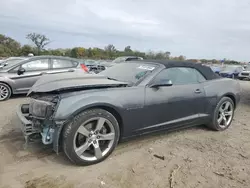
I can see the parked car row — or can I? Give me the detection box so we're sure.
[209,64,248,79]
[0,56,89,101]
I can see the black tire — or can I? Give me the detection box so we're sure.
[207,97,235,131]
[0,83,11,101]
[62,108,120,166]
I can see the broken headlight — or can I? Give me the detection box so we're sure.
[29,99,55,119]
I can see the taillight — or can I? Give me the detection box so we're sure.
[81,64,89,72]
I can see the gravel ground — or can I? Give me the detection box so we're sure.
[0,81,250,188]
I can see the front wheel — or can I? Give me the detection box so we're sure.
[207,97,234,131]
[63,109,120,166]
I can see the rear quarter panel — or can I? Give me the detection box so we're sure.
[203,78,241,116]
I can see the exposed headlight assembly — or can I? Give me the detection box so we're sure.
[29,99,55,119]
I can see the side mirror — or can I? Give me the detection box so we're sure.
[17,67,25,75]
[150,79,173,88]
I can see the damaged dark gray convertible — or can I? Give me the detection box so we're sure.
[17,60,241,165]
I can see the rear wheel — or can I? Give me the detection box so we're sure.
[207,97,234,131]
[63,109,120,166]
[0,83,11,101]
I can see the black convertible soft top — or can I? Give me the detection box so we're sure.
[139,60,219,80]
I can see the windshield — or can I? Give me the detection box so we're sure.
[0,58,25,70]
[100,62,158,84]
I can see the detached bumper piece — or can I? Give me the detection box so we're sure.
[16,104,41,147]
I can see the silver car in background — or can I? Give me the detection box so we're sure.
[238,65,250,80]
[0,56,89,101]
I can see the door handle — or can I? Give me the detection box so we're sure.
[194,89,201,94]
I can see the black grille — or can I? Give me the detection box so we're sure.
[241,73,249,76]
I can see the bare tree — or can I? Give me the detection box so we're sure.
[26,33,50,54]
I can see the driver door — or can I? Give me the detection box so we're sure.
[11,58,50,93]
[139,67,206,133]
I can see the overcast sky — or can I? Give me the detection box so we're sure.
[1,0,250,61]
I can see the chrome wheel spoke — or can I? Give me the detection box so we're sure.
[223,117,227,125]
[99,133,115,141]
[224,111,232,116]
[93,141,102,159]
[224,102,230,110]
[219,107,224,113]
[218,116,223,124]
[75,142,91,156]
[95,117,106,131]
[77,126,90,137]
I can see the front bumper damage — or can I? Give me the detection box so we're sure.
[16,103,64,153]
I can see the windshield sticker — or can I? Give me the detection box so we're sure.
[137,65,155,71]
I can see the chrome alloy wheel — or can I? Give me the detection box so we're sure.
[73,117,115,161]
[217,101,233,128]
[0,84,9,101]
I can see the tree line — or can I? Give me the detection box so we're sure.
[0,33,241,64]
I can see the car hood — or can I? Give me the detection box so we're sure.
[27,72,128,95]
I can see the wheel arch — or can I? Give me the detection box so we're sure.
[219,92,236,107]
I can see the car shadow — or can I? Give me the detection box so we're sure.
[0,130,73,166]
[11,94,27,99]
[118,124,209,147]
[0,125,210,167]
